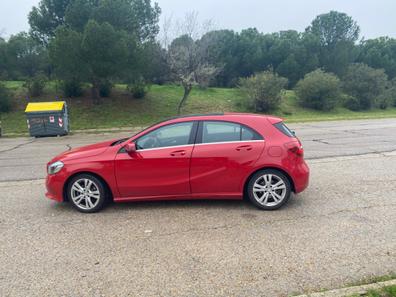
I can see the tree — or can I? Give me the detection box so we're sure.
[81,21,129,102]
[5,32,48,79]
[65,0,97,32]
[127,0,161,42]
[295,69,341,111]
[239,71,288,112]
[0,38,8,79]
[65,0,161,41]
[376,77,396,109]
[358,37,396,79]
[237,28,269,78]
[49,26,86,86]
[30,0,160,43]
[168,35,218,114]
[0,83,12,112]
[43,0,161,100]
[342,63,388,110]
[306,11,360,76]
[199,30,240,87]
[29,0,73,44]
[50,21,129,103]
[390,78,396,107]
[140,41,170,84]
[271,30,320,86]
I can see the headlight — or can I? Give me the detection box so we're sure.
[47,161,64,175]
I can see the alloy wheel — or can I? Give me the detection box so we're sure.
[70,178,101,210]
[252,174,287,207]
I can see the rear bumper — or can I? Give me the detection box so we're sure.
[45,173,65,202]
[292,160,310,193]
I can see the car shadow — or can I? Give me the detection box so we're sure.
[106,198,252,212]
[104,194,303,213]
[50,194,303,214]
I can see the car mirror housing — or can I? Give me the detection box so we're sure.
[125,142,137,155]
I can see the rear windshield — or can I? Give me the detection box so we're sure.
[274,122,295,137]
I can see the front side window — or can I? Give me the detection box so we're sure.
[202,121,262,143]
[136,122,194,150]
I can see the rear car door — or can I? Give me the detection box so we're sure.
[115,121,197,198]
[190,121,265,196]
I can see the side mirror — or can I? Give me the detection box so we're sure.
[124,142,136,155]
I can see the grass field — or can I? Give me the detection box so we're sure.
[348,285,396,297]
[1,81,396,135]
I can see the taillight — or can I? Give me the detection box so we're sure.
[284,141,304,157]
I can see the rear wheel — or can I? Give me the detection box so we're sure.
[247,169,291,210]
[67,174,107,213]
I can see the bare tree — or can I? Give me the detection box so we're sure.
[167,12,219,114]
[159,14,173,49]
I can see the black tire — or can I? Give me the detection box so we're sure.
[247,169,291,210]
[67,174,108,213]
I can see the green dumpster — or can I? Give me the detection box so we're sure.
[25,101,69,137]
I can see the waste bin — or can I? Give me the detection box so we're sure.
[25,101,69,137]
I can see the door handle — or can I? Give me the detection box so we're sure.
[170,150,186,156]
[236,145,253,151]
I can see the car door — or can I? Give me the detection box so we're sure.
[115,121,197,198]
[190,121,265,196]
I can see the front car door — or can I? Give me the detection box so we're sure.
[190,120,265,197]
[115,121,197,199]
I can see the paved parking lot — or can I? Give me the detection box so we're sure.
[1,118,396,182]
[0,118,396,296]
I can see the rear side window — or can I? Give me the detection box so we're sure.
[274,122,295,137]
[202,121,262,143]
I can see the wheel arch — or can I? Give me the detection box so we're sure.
[243,166,296,199]
[63,171,113,202]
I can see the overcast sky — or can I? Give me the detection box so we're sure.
[1,0,395,39]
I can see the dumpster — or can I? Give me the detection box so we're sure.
[25,101,69,137]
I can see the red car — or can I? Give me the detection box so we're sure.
[46,113,309,213]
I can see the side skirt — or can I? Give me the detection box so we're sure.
[114,193,242,203]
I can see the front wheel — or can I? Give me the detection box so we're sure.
[67,174,108,213]
[247,169,291,210]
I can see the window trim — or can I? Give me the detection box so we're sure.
[195,140,264,146]
[196,120,263,144]
[134,121,198,151]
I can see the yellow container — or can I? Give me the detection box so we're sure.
[25,101,65,113]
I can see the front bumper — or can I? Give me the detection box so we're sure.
[45,172,66,202]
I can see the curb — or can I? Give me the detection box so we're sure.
[72,126,144,133]
[1,126,144,137]
[294,279,396,297]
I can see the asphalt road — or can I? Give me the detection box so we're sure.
[0,118,396,296]
[1,118,396,182]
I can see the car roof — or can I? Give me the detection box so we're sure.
[166,112,283,123]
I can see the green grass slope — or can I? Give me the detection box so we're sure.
[1,83,396,135]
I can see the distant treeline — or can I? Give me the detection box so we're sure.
[0,1,395,93]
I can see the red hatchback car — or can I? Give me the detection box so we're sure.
[46,113,309,213]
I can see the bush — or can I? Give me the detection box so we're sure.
[344,95,361,111]
[239,71,288,112]
[376,93,392,109]
[60,79,83,97]
[294,69,341,111]
[376,78,396,109]
[24,74,47,97]
[342,63,388,110]
[389,78,396,107]
[128,79,149,99]
[99,81,113,97]
[0,83,12,112]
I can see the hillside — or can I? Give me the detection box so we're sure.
[1,82,396,135]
